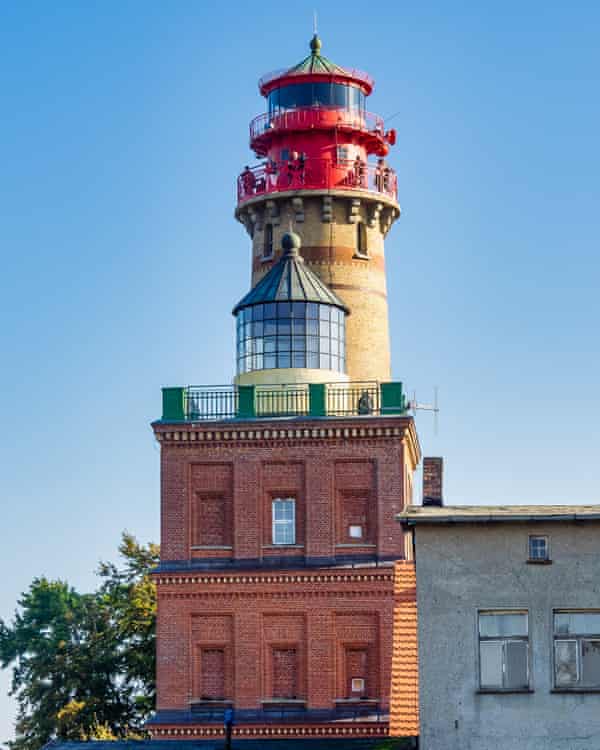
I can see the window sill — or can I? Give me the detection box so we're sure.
[261,255,274,263]
[336,543,376,548]
[477,688,534,694]
[190,545,233,550]
[551,688,600,694]
[189,698,233,705]
[353,253,369,261]
[262,545,304,549]
[334,698,379,704]
[526,559,552,565]
[261,699,306,705]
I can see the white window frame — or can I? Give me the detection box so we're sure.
[528,535,550,561]
[478,610,530,691]
[553,610,600,689]
[272,498,296,545]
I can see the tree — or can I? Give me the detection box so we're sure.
[0,534,159,750]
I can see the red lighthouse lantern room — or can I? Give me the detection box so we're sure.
[238,34,397,203]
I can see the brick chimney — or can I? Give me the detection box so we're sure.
[423,457,443,506]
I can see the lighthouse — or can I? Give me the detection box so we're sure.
[151,37,420,742]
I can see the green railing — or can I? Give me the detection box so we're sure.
[161,381,407,422]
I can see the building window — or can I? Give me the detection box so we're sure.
[478,611,529,690]
[272,498,296,545]
[554,611,600,689]
[528,535,549,561]
[263,224,274,259]
[349,524,363,539]
[236,302,346,375]
[356,222,368,257]
[272,648,298,699]
[345,648,369,698]
[336,145,350,163]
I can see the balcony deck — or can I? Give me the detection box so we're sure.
[237,158,397,206]
[160,381,407,423]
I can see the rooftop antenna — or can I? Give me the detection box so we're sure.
[313,10,318,35]
[409,386,440,435]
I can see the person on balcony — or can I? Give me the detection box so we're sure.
[375,158,385,192]
[241,166,256,196]
[296,152,306,184]
[354,155,366,188]
[265,158,278,188]
[286,152,299,186]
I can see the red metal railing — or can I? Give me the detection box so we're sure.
[250,107,385,144]
[237,158,398,204]
[258,68,375,92]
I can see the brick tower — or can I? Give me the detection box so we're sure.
[150,37,420,742]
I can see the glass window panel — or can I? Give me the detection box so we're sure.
[307,352,319,369]
[264,320,277,336]
[319,304,330,321]
[331,322,339,339]
[479,613,528,638]
[480,641,503,689]
[292,302,305,317]
[252,321,263,337]
[330,355,340,372]
[278,302,292,317]
[555,612,600,636]
[264,354,277,369]
[292,336,305,351]
[264,303,277,319]
[529,536,548,560]
[277,319,291,335]
[278,352,291,369]
[307,303,319,319]
[293,318,306,335]
[264,336,277,353]
[581,640,600,687]
[320,337,330,354]
[277,335,291,352]
[312,82,331,106]
[320,320,330,337]
[332,83,347,108]
[293,352,305,368]
[555,640,578,686]
[320,353,330,369]
[307,319,319,336]
[505,641,529,689]
[254,353,263,370]
[307,336,319,352]
[252,305,264,321]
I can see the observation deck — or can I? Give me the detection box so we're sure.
[159,381,407,422]
[237,157,398,206]
[249,106,391,157]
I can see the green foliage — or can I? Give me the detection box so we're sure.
[0,533,159,750]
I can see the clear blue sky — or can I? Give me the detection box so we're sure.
[1,0,599,739]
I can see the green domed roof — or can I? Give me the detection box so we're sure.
[285,34,350,77]
[232,233,348,315]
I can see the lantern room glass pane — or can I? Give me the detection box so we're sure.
[236,303,346,374]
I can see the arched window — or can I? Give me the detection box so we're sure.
[264,224,274,259]
[357,222,368,257]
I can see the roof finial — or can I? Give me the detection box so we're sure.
[310,13,321,57]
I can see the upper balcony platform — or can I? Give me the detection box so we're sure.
[249,106,390,157]
[159,381,407,423]
[237,157,398,206]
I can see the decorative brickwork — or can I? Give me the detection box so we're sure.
[389,561,419,737]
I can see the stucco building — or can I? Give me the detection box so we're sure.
[395,505,600,750]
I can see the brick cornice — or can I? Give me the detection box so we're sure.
[149,723,389,739]
[153,415,419,457]
[155,569,394,587]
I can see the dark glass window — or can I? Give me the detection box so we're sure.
[267,83,365,113]
[264,224,274,258]
[236,302,346,375]
[357,222,368,256]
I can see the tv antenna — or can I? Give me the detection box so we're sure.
[313,11,318,35]
[409,386,440,435]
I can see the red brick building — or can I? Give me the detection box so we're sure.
[149,36,421,742]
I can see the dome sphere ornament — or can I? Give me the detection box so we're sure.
[281,231,302,255]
